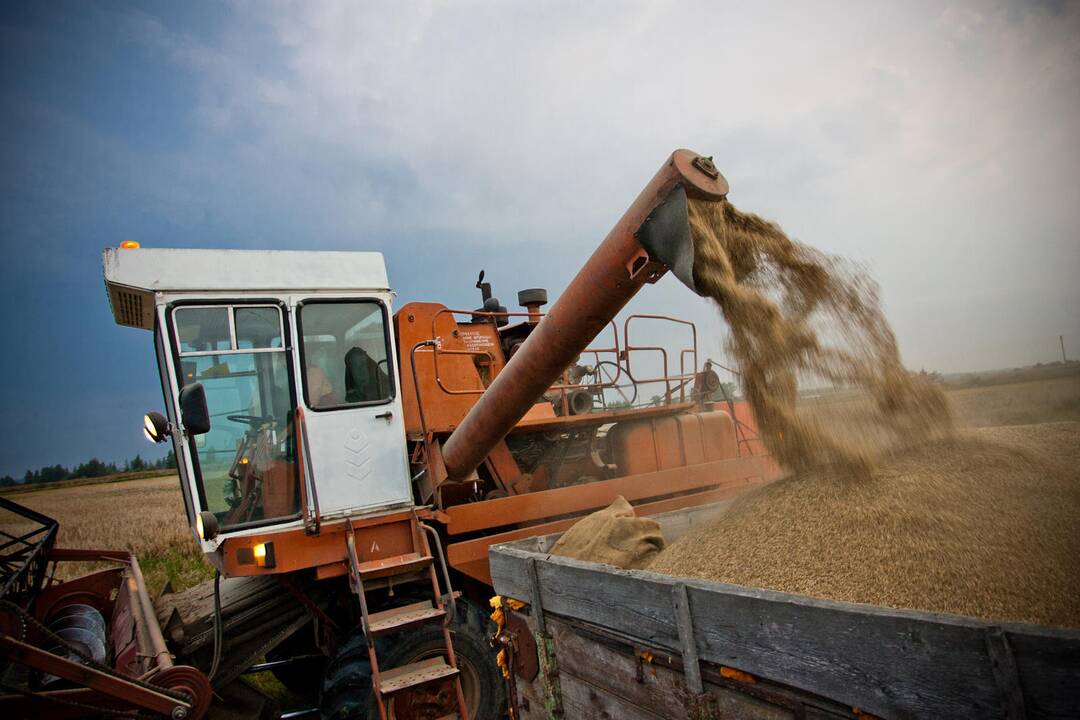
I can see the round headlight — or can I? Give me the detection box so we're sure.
[197,510,219,541]
[143,411,170,444]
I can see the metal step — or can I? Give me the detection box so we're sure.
[367,600,445,637]
[377,657,459,696]
[355,552,433,580]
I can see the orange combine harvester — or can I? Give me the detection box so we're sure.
[1,149,779,719]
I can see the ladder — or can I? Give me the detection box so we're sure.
[344,512,469,720]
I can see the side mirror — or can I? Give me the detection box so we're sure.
[179,383,211,435]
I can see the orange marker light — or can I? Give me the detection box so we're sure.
[120,241,140,249]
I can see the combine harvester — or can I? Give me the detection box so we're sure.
[0,149,778,718]
[2,148,1076,719]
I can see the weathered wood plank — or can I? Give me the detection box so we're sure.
[541,615,798,720]
[1006,628,1080,720]
[985,627,1027,719]
[672,582,703,694]
[490,542,1080,720]
[558,673,666,720]
[545,616,692,720]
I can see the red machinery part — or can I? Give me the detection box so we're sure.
[441,149,729,481]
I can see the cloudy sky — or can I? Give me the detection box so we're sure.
[1,0,1078,477]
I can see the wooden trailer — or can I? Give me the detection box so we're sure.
[489,502,1080,720]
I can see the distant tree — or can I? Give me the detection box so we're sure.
[0,476,15,487]
[127,454,146,472]
[38,465,69,483]
[72,458,110,479]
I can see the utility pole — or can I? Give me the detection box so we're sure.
[1062,335,1068,364]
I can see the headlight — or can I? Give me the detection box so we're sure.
[143,412,170,443]
[197,510,219,541]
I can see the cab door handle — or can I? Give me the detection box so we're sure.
[375,411,393,421]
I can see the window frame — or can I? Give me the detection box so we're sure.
[165,299,301,533]
[296,297,397,413]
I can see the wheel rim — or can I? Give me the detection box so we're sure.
[387,648,481,720]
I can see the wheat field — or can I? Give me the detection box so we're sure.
[3,373,1077,597]
[0,475,210,594]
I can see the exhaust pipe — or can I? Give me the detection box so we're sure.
[441,149,728,481]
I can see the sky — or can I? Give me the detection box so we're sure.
[1,0,1078,478]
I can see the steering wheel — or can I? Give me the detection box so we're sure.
[226,414,271,426]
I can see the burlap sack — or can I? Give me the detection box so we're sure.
[549,496,665,569]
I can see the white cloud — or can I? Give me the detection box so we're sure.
[118,0,1080,371]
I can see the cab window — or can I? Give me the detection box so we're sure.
[173,304,298,530]
[299,302,393,410]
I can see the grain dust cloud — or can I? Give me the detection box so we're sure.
[642,198,1080,626]
[686,196,952,473]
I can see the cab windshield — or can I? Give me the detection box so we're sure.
[173,305,299,530]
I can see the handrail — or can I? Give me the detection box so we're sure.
[295,407,321,535]
[425,308,625,397]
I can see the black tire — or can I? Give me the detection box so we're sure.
[321,597,506,720]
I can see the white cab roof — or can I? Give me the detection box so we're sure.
[103,247,389,329]
[103,247,389,292]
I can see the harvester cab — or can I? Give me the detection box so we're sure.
[103,249,413,561]
[87,150,779,720]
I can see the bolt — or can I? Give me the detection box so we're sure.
[692,155,720,180]
[172,707,189,720]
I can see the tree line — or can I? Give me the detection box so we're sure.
[0,450,177,488]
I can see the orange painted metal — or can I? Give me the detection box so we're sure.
[445,454,777,536]
[608,410,739,476]
[511,401,696,434]
[441,149,729,481]
[447,469,777,585]
[520,402,557,423]
[219,509,418,577]
[726,399,770,456]
[481,440,526,495]
[395,302,496,436]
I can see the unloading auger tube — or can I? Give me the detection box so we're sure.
[441,148,729,481]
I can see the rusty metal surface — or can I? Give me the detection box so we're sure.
[441,149,728,481]
[446,454,774,536]
[0,634,196,718]
[34,565,125,626]
[622,314,699,402]
[129,554,173,671]
[510,400,695,434]
[447,460,778,584]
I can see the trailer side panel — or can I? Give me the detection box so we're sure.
[491,544,1080,719]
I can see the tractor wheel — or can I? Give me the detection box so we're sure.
[321,597,505,720]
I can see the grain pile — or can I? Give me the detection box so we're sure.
[648,423,1080,627]
[687,197,952,471]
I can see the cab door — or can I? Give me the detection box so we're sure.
[294,297,412,517]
